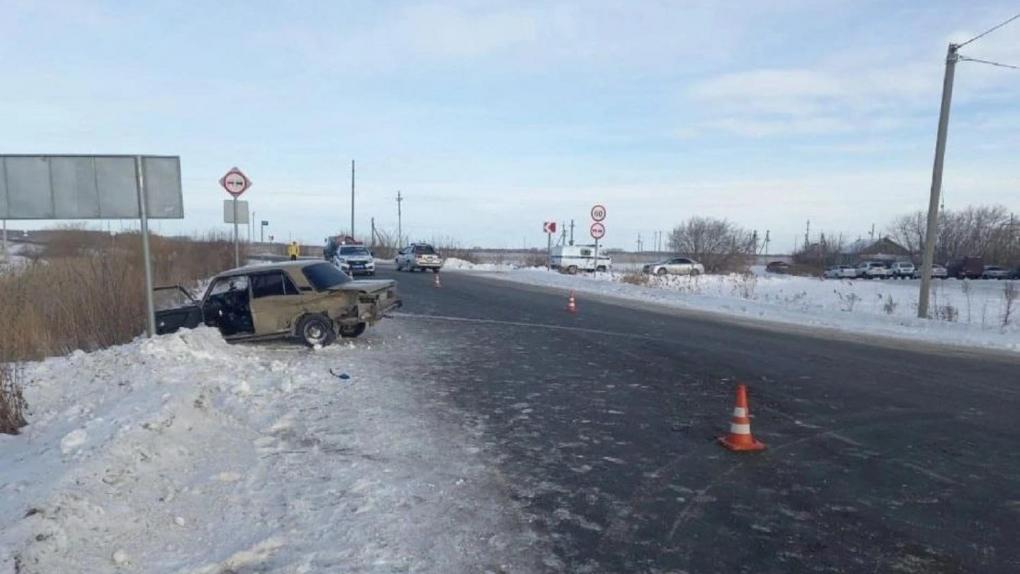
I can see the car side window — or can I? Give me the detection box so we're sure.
[580,248,592,257]
[250,271,299,298]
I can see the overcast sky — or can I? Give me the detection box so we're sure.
[2,0,1019,251]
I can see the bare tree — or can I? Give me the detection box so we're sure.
[668,217,755,273]
[886,205,1018,266]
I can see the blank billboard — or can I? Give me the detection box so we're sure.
[0,155,183,219]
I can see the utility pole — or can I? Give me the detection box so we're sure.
[370,217,376,249]
[560,223,567,246]
[919,43,959,319]
[764,230,770,258]
[869,223,875,242]
[636,234,642,252]
[396,191,403,247]
[804,220,810,252]
[350,160,355,239]
[1,219,7,263]
[569,219,575,246]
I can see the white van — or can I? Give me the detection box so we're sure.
[550,245,612,274]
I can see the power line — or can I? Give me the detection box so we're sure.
[958,55,1020,70]
[957,12,1020,48]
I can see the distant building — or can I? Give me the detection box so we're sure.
[845,236,911,263]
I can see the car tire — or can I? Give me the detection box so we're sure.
[431,268,439,273]
[690,269,701,276]
[567,265,578,275]
[656,267,667,276]
[297,314,336,347]
[338,322,367,338]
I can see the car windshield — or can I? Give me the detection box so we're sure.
[301,262,352,290]
[339,246,370,256]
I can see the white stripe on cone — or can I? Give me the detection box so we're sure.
[729,423,751,435]
[732,407,747,417]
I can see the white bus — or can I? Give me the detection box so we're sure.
[550,245,612,274]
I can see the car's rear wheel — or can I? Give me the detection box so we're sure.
[656,267,667,276]
[297,314,336,347]
[338,322,367,338]
[690,269,701,276]
[567,265,578,275]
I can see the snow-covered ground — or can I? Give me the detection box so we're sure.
[442,257,518,272]
[1,323,543,573]
[479,268,1020,353]
[0,242,37,275]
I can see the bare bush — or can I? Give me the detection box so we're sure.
[834,290,861,312]
[888,205,1019,266]
[1003,282,1018,328]
[882,295,898,315]
[667,217,754,273]
[0,363,27,434]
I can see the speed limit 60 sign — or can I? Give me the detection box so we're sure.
[590,204,606,221]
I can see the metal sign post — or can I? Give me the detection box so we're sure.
[543,221,557,269]
[590,205,606,274]
[219,167,252,268]
[134,156,156,337]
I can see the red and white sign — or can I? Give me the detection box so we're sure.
[590,204,606,222]
[219,167,252,197]
[590,222,605,240]
[543,221,557,234]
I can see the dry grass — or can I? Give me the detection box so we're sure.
[620,272,651,286]
[0,230,239,363]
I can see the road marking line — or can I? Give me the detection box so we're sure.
[391,312,667,342]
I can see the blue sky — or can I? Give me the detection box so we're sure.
[2,0,1019,251]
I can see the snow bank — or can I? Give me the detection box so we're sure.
[489,269,1020,353]
[1,324,539,573]
[442,257,518,272]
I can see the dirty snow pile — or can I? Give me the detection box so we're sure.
[0,325,538,573]
[492,268,1020,353]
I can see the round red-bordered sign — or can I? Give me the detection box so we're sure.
[590,222,605,239]
[590,204,606,222]
[219,167,252,197]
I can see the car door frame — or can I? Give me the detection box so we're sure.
[249,269,305,335]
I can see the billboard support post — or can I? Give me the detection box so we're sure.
[134,156,156,338]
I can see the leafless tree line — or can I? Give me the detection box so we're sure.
[667,217,756,273]
[888,205,1019,266]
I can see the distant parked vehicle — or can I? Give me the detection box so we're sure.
[765,261,791,274]
[642,257,704,276]
[889,261,915,279]
[823,265,856,279]
[550,245,611,274]
[947,256,984,279]
[395,243,445,272]
[981,265,1012,280]
[856,261,891,279]
[913,264,948,279]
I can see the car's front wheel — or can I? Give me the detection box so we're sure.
[297,314,336,347]
[656,267,667,276]
[338,322,367,338]
[690,269,701,276]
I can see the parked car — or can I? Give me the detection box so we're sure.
[550,245,612,274]
[154,260,400,346]
[823,265,857,279]
[642,257,704,276]
[765,261,791,274]
[331,244,376,276]
[981,265,1012,280]
[947,256,984,279]
[912,263,948,279]
[856,261,891,279]
[889,261,915,279]
[395,243,445,272]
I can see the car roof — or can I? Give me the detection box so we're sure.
[216,259,325,278]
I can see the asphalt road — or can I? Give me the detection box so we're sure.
[376,265,1019,573]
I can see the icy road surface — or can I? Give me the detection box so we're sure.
[0,325,546,573]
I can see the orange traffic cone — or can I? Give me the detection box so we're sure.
[566,291,577,313]
[433,273,442,288]
[718,384,766,452]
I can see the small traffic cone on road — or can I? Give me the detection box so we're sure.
[433,272,442,288]
[718,384,766,452]
[566,291,577,313]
